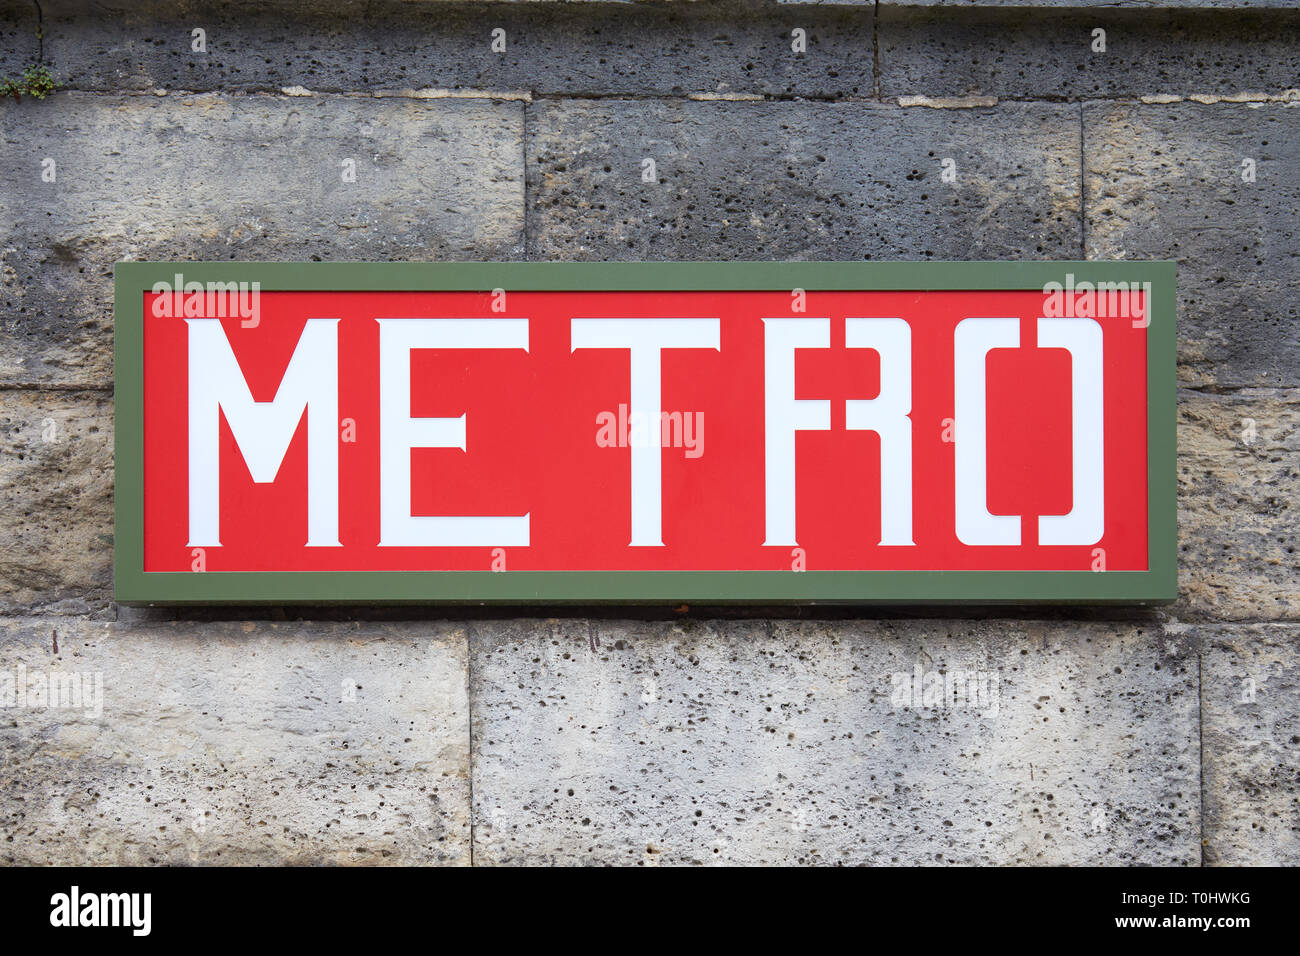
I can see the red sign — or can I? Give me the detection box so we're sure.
[136,284,1153,579]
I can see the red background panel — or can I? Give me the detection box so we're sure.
[142,290,1147,573]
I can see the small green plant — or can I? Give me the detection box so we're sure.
[1,64,58,102]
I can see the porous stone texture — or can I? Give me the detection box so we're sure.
[1084,101,1300,390]
[0,0,878,98]
[0,391,113,616]
[12,3,1292,106]
[0,617,471,865]
[1201,623,1300,865]
[880,7,1300,99]
[528,100,1082,260]
[0,92,524,385]
[1177,390,1300,622]
[471,619,1200,865]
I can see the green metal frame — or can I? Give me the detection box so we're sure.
[113,260,1177,606]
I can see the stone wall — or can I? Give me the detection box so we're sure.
[1,0,1296,865]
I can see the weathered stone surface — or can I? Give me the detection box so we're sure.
[1201,623,1300,865]
[0,92,524,385]
[1178,389,1300,622]
[5,0,1291,109]
[529,99,1081,260]
[0,617,470,865]
[1085,102,1300,389]
[0,0,876,98]
[880,8,1300,100]
[471,618,1199,865]
[0,391,113,616]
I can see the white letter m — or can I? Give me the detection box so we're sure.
[187,318,340,547]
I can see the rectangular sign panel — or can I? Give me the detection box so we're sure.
[114,262,1175,605]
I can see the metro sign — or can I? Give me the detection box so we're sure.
[113,262,1176,605]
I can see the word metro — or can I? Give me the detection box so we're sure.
[116,263,1174,604]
